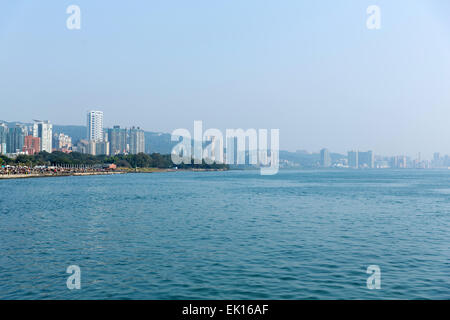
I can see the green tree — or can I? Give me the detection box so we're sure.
[117,159,131,168]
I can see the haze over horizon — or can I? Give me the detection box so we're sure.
[1,1,450,159]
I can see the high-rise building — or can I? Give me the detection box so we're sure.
[7,125,26,154]
[0,123,8,155]
[23,136,41,155]
[347,150,374,168]
[128,127,145,154]
[86,110,104,142]
[433,153,440,162]
[108,126,128,155]
[33,120,53,152]
[391,155,407,168]
[432,152,443,168]
[358,151,374,168]
[320,148,331,167]
[348,151,358,168]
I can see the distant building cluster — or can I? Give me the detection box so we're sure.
[73,110,145,156]
[0,120,54,158]
[347,150,374,169]
[0,110,146,158]
[319,149,374,168]
[318,148,450,169]
[380,153,450,169]
[1,111,449,170]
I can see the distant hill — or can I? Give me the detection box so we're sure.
[0,120,31,127]
[53,125,86,142]
[144,132,177,154]
[279,150,346,168]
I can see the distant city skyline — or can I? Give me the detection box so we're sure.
[1,1,450,158]
[2,113,450,168]
[2,116,450,161]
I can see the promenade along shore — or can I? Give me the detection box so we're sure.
[0,171,124,179]
[0,164,123,180]
[0,165,228,179]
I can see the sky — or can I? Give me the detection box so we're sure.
[0,0,450,158]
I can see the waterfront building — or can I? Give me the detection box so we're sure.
[320,148,331,167]
[86,110,104,142]
[7,125,26,154]
[358,151,374,168]
[128,127,145,154]
[33,120,53,152]
[375,160,390,169]
[391,155,407,168]
[347,150,374,168]
[444,155,450,168]
[0,123,7,155]
[108,126,128,155]
[432,153,443,168]
[23,135,40,155]
[348,151,358,168]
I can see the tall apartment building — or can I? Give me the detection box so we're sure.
[128,127,145,154]
[320,148,331,167]
[86,110,104,142]
[358,151,374,168]
[108,126,128,155]
[347,150,374,169]
[348,151,359,168]
[86,110,109,155]
[7,125,26,154]
[33,120,53,152]
[0,123,7,155]
[391,155,407,168]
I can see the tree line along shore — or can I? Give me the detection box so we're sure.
[0,151,229,179]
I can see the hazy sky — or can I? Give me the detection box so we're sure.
[1,1,450,158]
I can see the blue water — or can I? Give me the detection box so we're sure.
[0,170,449,299]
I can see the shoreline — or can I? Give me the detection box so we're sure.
[119,168,228,173]
[0,168,228,180]
[0,171,125,180]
